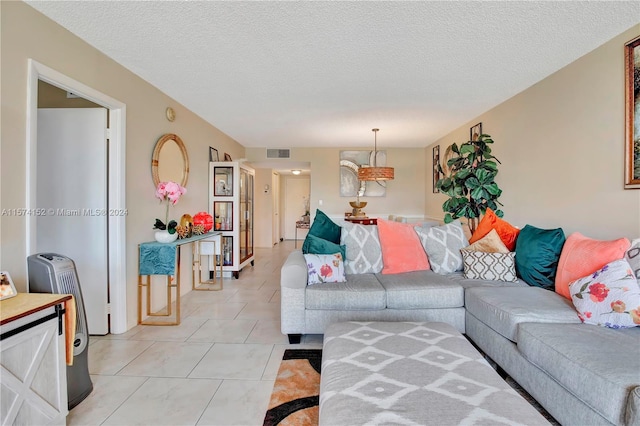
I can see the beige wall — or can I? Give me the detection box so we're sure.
[0,2,245,330]
[426,25,640,241]
[246,147,426,221]
[253,168,274,248]
[38,80,102,108]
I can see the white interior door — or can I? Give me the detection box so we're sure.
[283,176,310,240]
[36,108,109,335]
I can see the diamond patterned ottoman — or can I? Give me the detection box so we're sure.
[320,321,550,425]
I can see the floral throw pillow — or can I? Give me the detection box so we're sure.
[304,253,346,285]
[569,259,640,329]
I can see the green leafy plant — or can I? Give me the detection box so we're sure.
[436,134,503,234]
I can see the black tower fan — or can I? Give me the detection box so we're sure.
[27,253,93,409]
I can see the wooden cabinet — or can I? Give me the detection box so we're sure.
[210,162,255,278]
[1,294,71,425]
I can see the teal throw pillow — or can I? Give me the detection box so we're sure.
[302,234,346,261]
[515,225,566,289]
[308,209,341,244]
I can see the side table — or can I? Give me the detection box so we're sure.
[295,221,310,248]
[138,232,222,326]
[345,217,377,225]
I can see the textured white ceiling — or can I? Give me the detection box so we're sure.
[26,1,640,148]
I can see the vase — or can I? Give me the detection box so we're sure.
[155,230,178,243]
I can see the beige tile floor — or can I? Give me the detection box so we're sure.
[69,241,322,426]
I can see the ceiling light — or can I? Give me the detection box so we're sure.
[358,128,394,181]
[292,170,301,175]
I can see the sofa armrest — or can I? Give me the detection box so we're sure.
[281,250,307,335]
[281,250,308,289]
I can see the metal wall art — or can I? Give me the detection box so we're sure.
[339,150,387,197]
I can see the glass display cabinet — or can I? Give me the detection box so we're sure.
[209,162,254,278]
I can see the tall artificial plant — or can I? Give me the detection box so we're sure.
[436,134,503,234]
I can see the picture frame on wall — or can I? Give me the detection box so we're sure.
[432,145,440,193]
[470,122,482,142]
[223,153,232,162]
[209,147,219,162]
[0,271,18,301]
[625,35,640,189]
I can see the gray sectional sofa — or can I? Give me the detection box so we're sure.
[280,249,640,425]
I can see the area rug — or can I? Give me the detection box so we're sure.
[263,348,559,426]
[263,349,321,426]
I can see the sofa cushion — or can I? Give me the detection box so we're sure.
[465,286,581,342]
[569,258,640,328]
[375,270,464,309]
[302,233,346,260]
[340,222,382,274]
[444,271,528,290]
[517,322,640,425]
[555,232,630,300]
[463,229,509,253]
[308,209,341,244]
[461,251,517,282]
[468,208,520,251]
[304,253,346,285]
[305,273,386,310]
[414,220,468,274]
[377,218,430,274]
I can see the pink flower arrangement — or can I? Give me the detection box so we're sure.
[156,181,187,205]
[154,181,186,233]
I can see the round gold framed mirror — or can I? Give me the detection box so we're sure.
[151,133,189,188]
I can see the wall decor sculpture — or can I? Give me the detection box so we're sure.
[339,150,387,197]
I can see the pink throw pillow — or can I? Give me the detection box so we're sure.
[377,219,430,274]
[555,232,630,300]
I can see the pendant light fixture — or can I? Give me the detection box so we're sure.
[358,128,394,181]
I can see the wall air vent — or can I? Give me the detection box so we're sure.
[266,149,291,159]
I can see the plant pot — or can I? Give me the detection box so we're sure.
[155,230,178,243]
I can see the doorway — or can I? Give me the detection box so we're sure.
[37,104,109,335]
[26,60,127,334]
[283,175,310,241]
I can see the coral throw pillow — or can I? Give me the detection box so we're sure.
[377,219,430,274]
[569,259,640,328]
[555,232,630,300]
[469,208,520,251]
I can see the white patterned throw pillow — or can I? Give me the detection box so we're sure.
[569,259,640,328]
[340,222,383,274]
[415,220,469,274]
[461,250,517,282]
[303,253,346,285]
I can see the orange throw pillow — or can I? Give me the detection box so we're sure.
[469,208,520,251]
[555,232,630,300]
[377,219,430,274]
